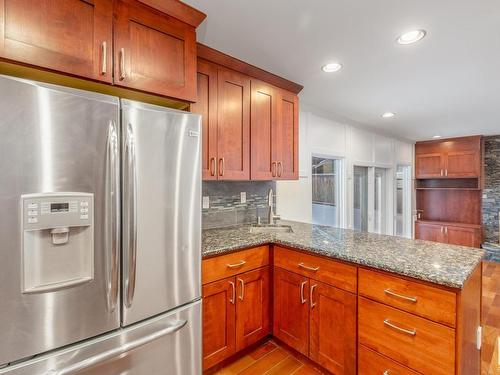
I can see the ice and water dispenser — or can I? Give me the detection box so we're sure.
[21,193,94,293]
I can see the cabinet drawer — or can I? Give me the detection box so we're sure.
[274,246,357,293]
[358,297,455,375]
[202,246,269,284]
[359,268,456,327]
[358,345,420,375]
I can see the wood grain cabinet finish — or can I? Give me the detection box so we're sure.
[358,297,456,375]
[275,89,299,179]
[0,0,113,82]
[415,221,447,243]
[273,267,310,356]
[190,59,218,180]
[113,0,197,101]
[415,221,481,248]
[216,67,251,180]
[446,225,481,248]
[309,281,356,375]
[358,345,420,375]
[202,277,236,370]
[235,267,271,351]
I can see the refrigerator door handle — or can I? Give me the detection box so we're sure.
[105,121,120,312]
[124,123,138,308]
[47,319,188,375]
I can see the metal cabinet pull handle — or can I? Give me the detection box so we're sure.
[445,226,448,235]
[278,161,283,177]
[383,371,391,375]
[238,278,244,301]
[271,161,277,177]
[101,41,107,75]
[298,263,319,272]
[441,226,444,234]
[105,121,120,312]
[119,48,126,80]
[210,157,216,176]
[300,281,307,304]
[310,284,317,309]
[440,169,444,176]
[445,169,448,176]
[384,289,417,303]
[229,281,235,304]
[227,260,246,269]
[219,158,225,177]
[383,319,416,336]
[52,319,187,375]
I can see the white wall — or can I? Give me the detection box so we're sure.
[276,104,414,235]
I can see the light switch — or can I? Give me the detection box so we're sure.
[240,192,246,204]
[202,196,210,209]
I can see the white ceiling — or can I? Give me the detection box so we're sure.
[184,0,500,141]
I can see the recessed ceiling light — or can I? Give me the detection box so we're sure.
[321,63,343,73]
[381,112,396,118]
[397,29,426,45]
[432,135,442,139]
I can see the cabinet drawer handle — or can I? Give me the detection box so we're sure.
[271,161,277,177]
[229,281,235,304]
[383,319,416,336]
[119,48,126,80]
[209,157,216,176]
[310,284,317,309]
[445,169,448,176]
[278,161,283,177]
[384,289,417,303]
[298,263,319,272]
[100,41,107,75]
[383,371,391,375]
[227,260,246,269]
[238,278,244,301]
[219,158,225,177]
[300,281,307,304]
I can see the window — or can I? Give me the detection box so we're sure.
[312,156,344,227]
[395,165,412,238]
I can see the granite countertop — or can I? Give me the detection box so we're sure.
[202,220,486,289]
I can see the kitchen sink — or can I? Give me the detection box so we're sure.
[249,224,293,233]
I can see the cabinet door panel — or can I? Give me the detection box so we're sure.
[273,267,309,355]
[114,0,196,101]
[250,80,275,180]
[235,266,271,350]
[415,153,443,178]
[217,67,250,180]
[202,277,236,370]
[415,222,446,244]
[0,0,112,82]
[446,226,480,248]
[446,150,480,177]
[275,90,299,179]
[310,281,356,375]
[191,60,218,180]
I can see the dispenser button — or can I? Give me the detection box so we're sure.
[80,214,88,220]
[80,208,88,214]
[28,203,38,210]
[28,217,38,224]
[28,210,38,216]
[80,201,89,207]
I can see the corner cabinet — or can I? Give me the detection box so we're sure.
[0,0,113,83]
[113,0,197,101]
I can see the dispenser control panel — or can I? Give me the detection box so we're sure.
[22,193,93,231]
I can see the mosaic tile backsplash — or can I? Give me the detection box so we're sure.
[483,135,500,262]
[202,181,276,229]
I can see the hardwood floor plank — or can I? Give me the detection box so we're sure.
[264,356,302,375]
[238,348,288,375]
[249,341,278,360]
[215,355,255,375]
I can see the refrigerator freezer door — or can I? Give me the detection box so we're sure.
[121,99,201,326]
[0,300,202,375]
[0,75,121,366]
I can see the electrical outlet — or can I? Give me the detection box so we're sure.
[240,192,246,204]
[202,196,209,209]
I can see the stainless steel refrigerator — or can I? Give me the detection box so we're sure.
[0,75,201,374]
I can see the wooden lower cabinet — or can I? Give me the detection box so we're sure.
[358,345,419,375]
[273,267,310,356]
[202,277,236,370]
[446,225,481,248]
[415,222,446,243]
[235,267,271,350]
[415,221,481,248]
[309,281,357,375]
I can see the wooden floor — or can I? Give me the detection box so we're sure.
[215,261,500,375]
[482,261,500,374]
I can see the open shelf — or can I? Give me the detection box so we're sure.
[416,177,480,190]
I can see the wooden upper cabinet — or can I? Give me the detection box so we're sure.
[273,267,310,356]
[251,80,276,180]
[309,281,356,375]
[217,67,250,180]
[113,0,197,101]
[275,90,299,179]
[415,136,482,178]
[235,267,271,351]
[202,277,236,370]
[191,59,218,180]
[0,0,113,82]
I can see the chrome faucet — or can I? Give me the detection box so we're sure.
[267,188,281,225]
